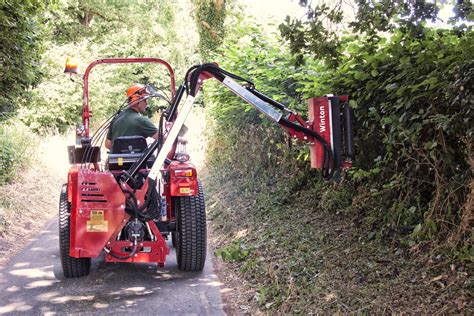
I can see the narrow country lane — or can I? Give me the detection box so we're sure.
[0,218,225,315]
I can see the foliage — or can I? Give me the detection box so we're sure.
[215,239,250,262]
[0,0,47,119]
[280,0,473,67]
[0,121,35,184]
[205,7,473,258]
[193,0,226,60]
[18,0,200,133]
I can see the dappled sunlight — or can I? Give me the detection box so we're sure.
[30,247,45,251]
[220,288,233,294]
[205,281,224,287]
[0,302,32,314]
[50,295,95,304]
[9,267,54,279]
[235,229,248,239]
[324,293,337,302]
[152,273,174,280]
[12,262,30,268]
[25,279,59,289]
[6,286,20,292]
[36,291,61,301]
[123,286,146,292]
[92,302,109,309]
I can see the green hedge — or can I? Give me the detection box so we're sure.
[0,122,35,184]
[205,23,473,252]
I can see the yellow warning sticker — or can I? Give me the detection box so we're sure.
[86,210,108,232]
[118,157,123,166]
[180,187,191,194]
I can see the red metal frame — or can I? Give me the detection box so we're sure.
[168,161,198,196]
[66,57,197,266]
[105,221,169,264]
[81,58,176,138]
[67,167,172,264]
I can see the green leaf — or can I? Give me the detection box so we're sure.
[400,56,410,64]
[413,224,422,234]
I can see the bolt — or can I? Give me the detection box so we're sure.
[304,136,308,140]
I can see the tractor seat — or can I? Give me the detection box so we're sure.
[108,136,155,170]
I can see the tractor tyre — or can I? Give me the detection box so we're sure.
[59,184,91,278]
[174,180,207,271]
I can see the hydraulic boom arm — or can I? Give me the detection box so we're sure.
[142,63,354,181]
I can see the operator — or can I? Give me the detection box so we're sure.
[105,84,156,150]
[105,84,186,150]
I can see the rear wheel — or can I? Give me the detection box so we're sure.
[59,184,91,277]
[174,181,207,271]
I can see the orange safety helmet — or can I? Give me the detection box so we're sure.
[126,84,149,106]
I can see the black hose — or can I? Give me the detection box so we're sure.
[121,178,160,221]
[105,238,139,260]
[184,63,336,180]
[279,118,335,180]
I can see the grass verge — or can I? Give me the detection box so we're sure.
[203,169,473,313]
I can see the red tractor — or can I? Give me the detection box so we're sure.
[60,58,353,277]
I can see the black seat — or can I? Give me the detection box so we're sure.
[111,136,147,154]
[108,136,155,170]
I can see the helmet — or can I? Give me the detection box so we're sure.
[126,84,149,106]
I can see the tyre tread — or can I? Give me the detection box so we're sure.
[59,184,91,278]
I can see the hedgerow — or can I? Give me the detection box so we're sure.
[205,22,473,255]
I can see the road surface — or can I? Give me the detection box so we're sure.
[0,219,225,315]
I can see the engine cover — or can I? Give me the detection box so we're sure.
[68,168,127,258]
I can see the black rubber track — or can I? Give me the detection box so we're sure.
[175,181,207,271]
[59,184,91,278]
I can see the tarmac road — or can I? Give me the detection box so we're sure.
[0,219,225,315]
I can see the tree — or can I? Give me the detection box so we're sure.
[0,0,47,119]
[279,0,473,67]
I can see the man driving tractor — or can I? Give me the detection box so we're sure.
[105,84,159,150]
[105,84,186,150]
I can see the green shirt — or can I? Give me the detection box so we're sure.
[106,108,157,142]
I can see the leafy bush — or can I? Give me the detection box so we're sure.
[215,239,251,262]
[205,17,473,252]
[0,121,35,184]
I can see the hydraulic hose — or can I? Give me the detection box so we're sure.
[104,237,139,260]
[185,63,336,180]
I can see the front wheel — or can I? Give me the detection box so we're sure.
[59,184,91,277]
[174,181,207,271]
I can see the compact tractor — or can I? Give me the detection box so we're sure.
[60,58,353,277]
